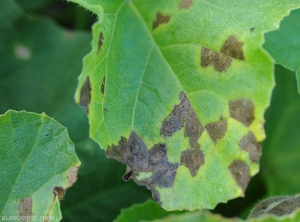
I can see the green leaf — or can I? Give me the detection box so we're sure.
[69,0,300,210]
[0,2,151,220]
[0,110,80,221]
[114,199,181,222]
[261,65,300,196]
[264,9,300,93]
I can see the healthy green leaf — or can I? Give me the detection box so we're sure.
[0,2,151,220]
[0,110,80,221]
[69,0,300,210]
[114,199,181,222]
[264,9,300,93]
[261,66,300,196]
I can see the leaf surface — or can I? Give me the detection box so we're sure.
[70,0,300,210]
[0,110,80,221]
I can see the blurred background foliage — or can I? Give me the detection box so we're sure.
[1,0,300,221]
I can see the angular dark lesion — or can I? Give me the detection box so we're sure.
[101,76,106,95]
[153,12,171,30]
[205,120,228,144]
[201,35,244,72]
[79,76,91,108]
[228,160,250,192]
[201,47,232,72]
[180,147,204,177]
[239,132,261,162]
[229,98,255,127]
[97,32,104,55]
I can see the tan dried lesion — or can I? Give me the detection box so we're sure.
[19,196,32,220]
[153,12,171,30]
[178,0,193,9]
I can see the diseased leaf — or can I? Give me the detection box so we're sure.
[0,2,151,220]
[264,9,300,93]
[261,66,300,196]
[69,0,300,210]
[0,110,80,221]
[249,194,300,219]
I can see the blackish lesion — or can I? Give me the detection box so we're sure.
[79,77,91,108]
[201,35,245,72]
[97,32,104,55]
[101,76,106,95]
[106,131,179,205]
[153,12,171,30]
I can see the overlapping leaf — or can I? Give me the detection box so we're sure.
[70,0,300,210]
[0,110,80,221]
[261,66,300,196]
[264,9,300,92]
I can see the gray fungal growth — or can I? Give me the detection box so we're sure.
[106,131,179,205]
[79,77,91,108]
[228,160,250,192]
[201,35,244,72]
[239,132,261,162]
[181,147,204,177]
[229,98,255,127]
[205,120,227,144]
[153,12,171,30]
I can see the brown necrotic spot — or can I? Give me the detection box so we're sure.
[229,160,250,192]
[220,36,245,60]
[106,131,179,205]
[53,186,65,201]
[67,166,79,188]
[184,108,205,149]
[205,120,227,144]
[101,76,106,95]
[201,35,244,72]
[79,77,91,107]
[153,12,171,30]
[181,147,204,177]
[179,0,193,9]
[201,47,232,72]
[97,32,104,55]
[229,98,255,127]
[19,196,32,221]
[239,132,261,162]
